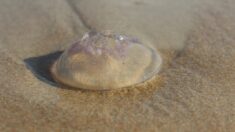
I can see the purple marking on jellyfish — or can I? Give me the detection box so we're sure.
[66,31,142,59]
[67,41,83,55]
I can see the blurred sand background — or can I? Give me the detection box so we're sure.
[0,0,234,131]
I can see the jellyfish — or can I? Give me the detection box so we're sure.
[51,31,162,90]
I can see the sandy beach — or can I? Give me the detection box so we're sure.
[0,0,234,131]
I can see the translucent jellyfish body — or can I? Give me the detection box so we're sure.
[51,31,162,90]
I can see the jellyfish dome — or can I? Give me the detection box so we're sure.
[51,31,162,90]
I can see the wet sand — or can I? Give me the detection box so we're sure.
[0,0,234,131]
